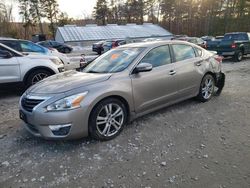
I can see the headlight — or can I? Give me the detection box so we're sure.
[50,58,63,65]
[46,92,88,111]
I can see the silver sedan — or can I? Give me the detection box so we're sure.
[19,41,225,140]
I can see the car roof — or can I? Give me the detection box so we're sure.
[119,40,199,48]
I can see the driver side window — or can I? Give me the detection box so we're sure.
[140,45,171,68]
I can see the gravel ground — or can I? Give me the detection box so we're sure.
[0,58,250,188]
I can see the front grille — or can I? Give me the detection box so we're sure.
[21,98,44,112]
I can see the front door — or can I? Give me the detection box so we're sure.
[130,45,179,114]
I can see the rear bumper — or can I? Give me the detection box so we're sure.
[215,72,225,95]
[217,51,235,56]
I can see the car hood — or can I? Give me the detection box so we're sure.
[28,71,112,94]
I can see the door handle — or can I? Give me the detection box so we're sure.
[169,70,176,75]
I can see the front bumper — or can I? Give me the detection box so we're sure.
[19,97,90,140]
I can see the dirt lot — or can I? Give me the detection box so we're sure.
[0,58,250,188]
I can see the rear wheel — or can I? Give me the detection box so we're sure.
[197,74,215,102]
[25,69,52,88]
[234,50,243,62]
[89,98,127,141]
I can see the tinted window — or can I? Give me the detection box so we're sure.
[172,44,196,61]
[223,34,248,40]
[0,41,22,51]
[0,46,13,58]
[20,41,45,53]
[140,45,171,68]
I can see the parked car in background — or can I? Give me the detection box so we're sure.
[201,36,215,42]
[19,41,225,141]
[142,38,163,42]
[173,35,188,40]
[0,43,64,88]
[0,38,78,70]
[206,32,250,61]
[92,40,106,55]
[186,37,206,48]
[215,36,224,40]
[37,40,73,54]
[102,39,126,53]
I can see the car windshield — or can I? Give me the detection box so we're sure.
[84,47,145,73]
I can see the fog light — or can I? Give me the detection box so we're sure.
[49,124,71,136]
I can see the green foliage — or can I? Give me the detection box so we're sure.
[93,0,109,25]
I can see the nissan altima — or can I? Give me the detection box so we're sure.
[19,41,225,141]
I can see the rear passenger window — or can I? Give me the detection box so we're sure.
[140,45,171,68]
[0,41,22,51]
[172,44,196,61]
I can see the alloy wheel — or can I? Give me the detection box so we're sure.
[31,73,49,85]
[201,77,214,99]
[96,103,124,137]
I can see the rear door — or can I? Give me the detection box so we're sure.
[131,45,179,113]
[0,46,21,83]
[170,44,204,97]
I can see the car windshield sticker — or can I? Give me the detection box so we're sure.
[111,53,120,60]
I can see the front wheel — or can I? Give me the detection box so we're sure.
[197,74,215,102]
[25,69,52,88]
[89,98,127,141]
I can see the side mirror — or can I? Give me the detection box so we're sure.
[134,63,153,74]
[0,51,13,58]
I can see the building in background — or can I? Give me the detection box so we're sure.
[55,23,173,46]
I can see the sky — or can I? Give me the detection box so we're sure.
[7,0,97,21]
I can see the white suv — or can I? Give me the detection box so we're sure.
[0,38,78,70]
[0,43,65,87]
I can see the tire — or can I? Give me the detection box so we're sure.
[197,74,215,102]
[25,69,52,88]
[89,98,127,141]
[234,50,243,62]
[97,49,102,55]
[64,48,71,54]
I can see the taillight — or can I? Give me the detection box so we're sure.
[231,43,236,48]
[215,56,223,64]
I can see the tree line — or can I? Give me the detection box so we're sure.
[1,0,250,40]
[0,0,73,39]
[94,0,250,36]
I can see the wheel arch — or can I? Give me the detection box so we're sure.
[88,95,131,125]
[23,66,56,84]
